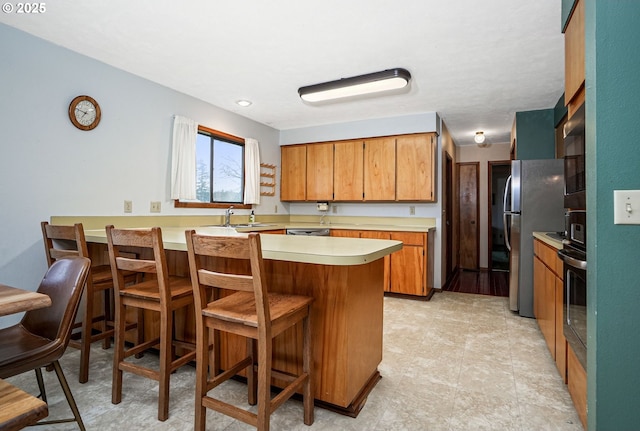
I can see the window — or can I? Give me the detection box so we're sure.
[175,126,249,209]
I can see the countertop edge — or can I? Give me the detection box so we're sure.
[533,232,563,250]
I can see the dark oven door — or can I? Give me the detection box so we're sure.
[558,247,587,369]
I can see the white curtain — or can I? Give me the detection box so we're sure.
[244,138,261,205]
[170,116,198,200]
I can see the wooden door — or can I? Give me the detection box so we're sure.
[444,153,454,285]
[280,145,306,201]
[363,137,395,201]
[395,133,436,201]
[334,140,364,201]
[458,162,479,270]
[306,142,334,201]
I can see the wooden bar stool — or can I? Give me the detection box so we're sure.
[106,225,196,421]
[41,221,136,384]
[185,230,314,431]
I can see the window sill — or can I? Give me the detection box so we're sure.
[174,200,251,210]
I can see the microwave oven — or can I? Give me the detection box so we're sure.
[563,103,586,209]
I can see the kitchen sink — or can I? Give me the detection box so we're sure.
[203,223,273,228]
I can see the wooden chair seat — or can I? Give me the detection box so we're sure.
[106,225,196,422]
[119,276,192,303]
[185,231,314,431]
[203,291,313,332]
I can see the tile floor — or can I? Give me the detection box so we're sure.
[5,291,583,430]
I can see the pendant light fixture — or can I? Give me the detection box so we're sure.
[298,68,411,103]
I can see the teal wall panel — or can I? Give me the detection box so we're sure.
[514,109,556,160]
[586,0,640,429]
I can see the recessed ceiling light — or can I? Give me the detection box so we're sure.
[236,100,252,107]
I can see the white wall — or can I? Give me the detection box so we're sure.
[0,24,280,326]
[457,143,511,268]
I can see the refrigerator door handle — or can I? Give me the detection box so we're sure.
[503,212,511,251]
[503,175,512,213]
[503,175,512,251]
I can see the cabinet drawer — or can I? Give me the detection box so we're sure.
[391,231,425,246]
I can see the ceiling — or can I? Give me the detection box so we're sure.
[0,0,565,146]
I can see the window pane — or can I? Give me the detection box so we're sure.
[196,134,211,202]
[213,139,244,203]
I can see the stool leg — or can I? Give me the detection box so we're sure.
[194,323,208,431]
[112,299,126,405]
[247,338,257,406]
[257,336,272,431]
[52,360,86,431]
[79,286,92,384]
[158,309,171,421]
[34,368,47,402]
[303,312,314,425]
[102,287,113,349]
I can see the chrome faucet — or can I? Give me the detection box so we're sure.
[224,206,234,227]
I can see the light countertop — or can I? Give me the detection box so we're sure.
[84,226,402,266]
[533,231,564,250]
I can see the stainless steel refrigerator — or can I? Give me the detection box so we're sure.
[503,159,565,317]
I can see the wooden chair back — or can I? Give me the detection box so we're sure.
[185,231,270,331]
[41,222,89,265]
[105,225,171,304]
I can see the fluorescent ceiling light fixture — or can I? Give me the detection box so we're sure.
[298,68,411,103]
[474,131,486,144]
[236,99,252,107]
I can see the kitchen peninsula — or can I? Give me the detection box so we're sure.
[82,225,402,416]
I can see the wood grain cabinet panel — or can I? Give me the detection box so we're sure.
[564,0,585,111]
[360,231,392,292]
[280,145,306,201]
[533,238,568,382]
[306,142,334,201]
[567,344,587,429]
[334,140,364,201]
[363,137,396,201]
[395,133,436,202]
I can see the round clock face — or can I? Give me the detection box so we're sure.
[68,95,101,130]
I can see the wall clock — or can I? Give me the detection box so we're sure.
[68,95,101,130]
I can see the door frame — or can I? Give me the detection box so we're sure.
[457,162,479,270]
[487,161,512,271]
[443,152,454,287]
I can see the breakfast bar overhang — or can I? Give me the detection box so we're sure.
[84,226,402,416]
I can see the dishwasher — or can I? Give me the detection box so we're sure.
[285,228,330,236]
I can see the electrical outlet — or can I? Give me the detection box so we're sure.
[409,206,416,215]
[332,205,337,214]
[150,201,161,213]
[124,200,132,213]
[274,205,278,214]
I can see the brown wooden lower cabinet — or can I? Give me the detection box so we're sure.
[533,238,567,382]
[330,228,433,298]
[567,344,587,430]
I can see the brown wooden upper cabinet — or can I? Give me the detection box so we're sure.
[364,136,396,201]
[306,142,334,201]
[280,144,306,201]
[396,134,436,201]
[564,0,585,115]
[334,140,364,201]
[280,132,437,202]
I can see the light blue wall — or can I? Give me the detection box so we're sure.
[585,1,640,429]
[0,24,281,327]
[514,109,556,160]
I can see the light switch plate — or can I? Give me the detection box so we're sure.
[614,190,640,224]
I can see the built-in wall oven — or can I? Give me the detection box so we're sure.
[558,210,587,369]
